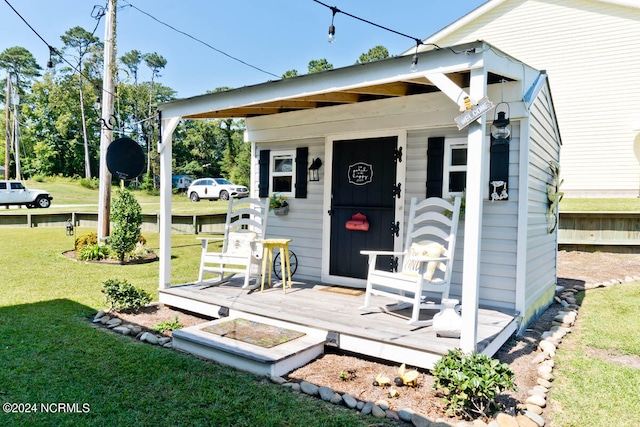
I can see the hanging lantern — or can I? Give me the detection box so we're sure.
[308,157,322,182]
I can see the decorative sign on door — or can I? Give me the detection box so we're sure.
[347,162,373,185]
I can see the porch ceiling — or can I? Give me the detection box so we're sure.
[181,71,507,119]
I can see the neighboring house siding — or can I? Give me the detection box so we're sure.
[427,0,640,197]
[524,87,559,324]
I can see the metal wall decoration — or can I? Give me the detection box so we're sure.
[490,180,508,201]
[546,160,564,233]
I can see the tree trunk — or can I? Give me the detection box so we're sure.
[79,74,91,179]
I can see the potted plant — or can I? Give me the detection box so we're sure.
[269,193,289,216]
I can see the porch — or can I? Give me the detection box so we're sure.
[159,279,519,370]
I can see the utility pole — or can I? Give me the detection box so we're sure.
[4,74,10,180]
[97,0,116,241]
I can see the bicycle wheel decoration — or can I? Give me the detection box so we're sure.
[273,250,298,280]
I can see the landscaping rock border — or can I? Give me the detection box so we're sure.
[92,310,173,348]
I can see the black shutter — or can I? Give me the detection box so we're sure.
[258,149,270,198]
[426,137,445,198]
[295,147,308,198]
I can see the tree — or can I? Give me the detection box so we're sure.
[142,52,167,176]
[22,72,100,177]
[0,46,42,179]
[282,69,299,79]
[0,46,42,94]
[60,27,102,178]
[120,50,143,145]
[356,45,389,64]
[307,59,333,74]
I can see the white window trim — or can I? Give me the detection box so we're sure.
[443,138,467,199]
[269,150,296,197]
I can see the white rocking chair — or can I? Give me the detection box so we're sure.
[197,197,269,288]
[360,196,461,326]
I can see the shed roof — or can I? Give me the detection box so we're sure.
[159,41,523,120]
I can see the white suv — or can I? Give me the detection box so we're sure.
[0,180,53,208]
[187,178,248,202]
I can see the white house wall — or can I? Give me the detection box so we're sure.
[425,0,640,197]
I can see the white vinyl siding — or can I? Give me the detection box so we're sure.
[427,0,640,196]
[524,87,559,318]
[253,138,325,282]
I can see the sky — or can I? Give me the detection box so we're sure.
[0,0,488,99]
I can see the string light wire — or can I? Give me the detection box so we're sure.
[311,0,441,51]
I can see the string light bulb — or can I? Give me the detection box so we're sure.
[328,6,339,43]
[328,24,335,43]
[410,54,418,72]
[46,45,54,68]
[409,41,421,72]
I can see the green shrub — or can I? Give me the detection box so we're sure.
[129,241,152,260]
[109,188,142,262]
[79,177,99,190]
[78,244,110,261]
[152,316,182,333]
[431,348,516,420]
[102,278,151,312]
[75,232,98,252]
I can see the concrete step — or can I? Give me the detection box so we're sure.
[172,314,326,377]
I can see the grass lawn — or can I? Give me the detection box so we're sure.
[550,284,640,426]
[0,227,392,427]
[559,198,640,211]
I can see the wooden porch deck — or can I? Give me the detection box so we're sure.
[159,279,519,370]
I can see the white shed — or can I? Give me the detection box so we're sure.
[156,41,561,367]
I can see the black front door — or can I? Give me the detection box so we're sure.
[329,137,398,279]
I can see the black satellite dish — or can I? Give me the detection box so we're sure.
[106,137,145,180]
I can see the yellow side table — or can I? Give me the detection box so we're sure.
[260,238,293,293]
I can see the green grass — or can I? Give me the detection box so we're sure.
[0,227,390,426]
[550,284,640,426]
[560,197,640,212]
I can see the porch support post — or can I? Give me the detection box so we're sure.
[158,115,180,290]
[423,72,470,110]
[459,67,488,353]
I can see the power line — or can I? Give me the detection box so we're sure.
[2,0,112,98]
[120,1,280,79]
